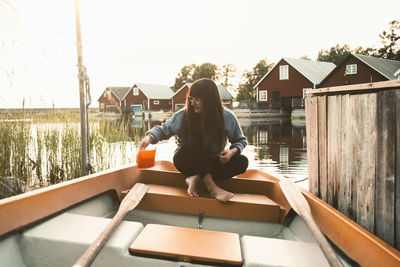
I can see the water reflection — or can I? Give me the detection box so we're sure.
[240,118,308,187]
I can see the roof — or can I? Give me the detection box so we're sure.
[217,84,234,100]
[353,54,400,80]
[254,58,336,88]
[105,87,131,101]
[133,83,174,99]
[172,82,234,100]
[394,68,400,77]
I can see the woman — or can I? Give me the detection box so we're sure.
[139,78,248,202]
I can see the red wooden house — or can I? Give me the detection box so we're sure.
[129,83,174,111]
[254,58,335,111]
[98,87,131,113]
[98,83,174,113]
[318,54,400,88]
[171,83,234,111]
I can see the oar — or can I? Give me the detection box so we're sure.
[279,179,344,267]
[73,183,149,267]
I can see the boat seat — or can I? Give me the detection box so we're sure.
[241,235,330,267]
[20,213,143,267]
[122,184,284,223]
[129,224,242,266]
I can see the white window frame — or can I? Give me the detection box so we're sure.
[153,100,160,105]
[123,99,126,106]
[259,90,267,101]
[133,87,139,96]
[346,64,357,75]
[279,65,289,80]
[100,103,104,110]
[259,130,268,144]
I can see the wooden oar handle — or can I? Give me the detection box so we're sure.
[279,179,344,267]
[73,183,149,267]
[303,215,344,267]
[73,212,125,267]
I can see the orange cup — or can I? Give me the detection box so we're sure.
[136,148,156,168]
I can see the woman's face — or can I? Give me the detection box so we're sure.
[189,96,203,114]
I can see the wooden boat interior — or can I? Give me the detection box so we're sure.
[0,161,399,267]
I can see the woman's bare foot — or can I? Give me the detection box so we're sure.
[203,174,234,202]
[209,186,234,202]
[185,175,202,197]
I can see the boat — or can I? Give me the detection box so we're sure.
[0,161,399,267]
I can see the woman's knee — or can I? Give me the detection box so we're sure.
[235,154,248,173]
[173,145,195,175]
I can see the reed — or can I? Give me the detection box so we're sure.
[0,112,149,199]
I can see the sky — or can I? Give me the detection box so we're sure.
[0,0,399,108]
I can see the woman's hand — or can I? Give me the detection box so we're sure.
[218,147,238,164]
[139,134,154,150]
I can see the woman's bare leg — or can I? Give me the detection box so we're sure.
[202,173,234,202]
[185,175,202,197]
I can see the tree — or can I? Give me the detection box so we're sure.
[236,59,273,101]
[217,63,237,87]
[171,62,218,92]
[353,46,377,56]
[171,64,195,92]
[376,20,400,60]
[317,44,352,65]
[216,63,239,94]
[192,62,218,81]
[299,55,311,60]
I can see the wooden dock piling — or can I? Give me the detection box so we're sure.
[305,80,400,249]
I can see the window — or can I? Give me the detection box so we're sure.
[259,90,267,101]
[346,64,357,75]
[104,90,111,97]
[133,87,139,96]
[153,100,159,105]
[124,99,126,106]
[279,65,289,80]
[100,103,104,110]
[259,130,268,144]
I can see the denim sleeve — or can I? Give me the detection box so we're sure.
[225,110,247,153]
[146,109,184,143]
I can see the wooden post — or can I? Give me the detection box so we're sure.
[74,0,88,176]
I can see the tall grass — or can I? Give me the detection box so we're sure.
[0,116,148,199]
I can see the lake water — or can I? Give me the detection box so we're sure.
[137,117,309,189]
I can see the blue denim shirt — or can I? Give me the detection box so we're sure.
[146,108,247,154]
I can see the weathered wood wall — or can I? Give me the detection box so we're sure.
[305,80,400,250]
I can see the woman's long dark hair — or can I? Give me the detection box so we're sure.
[182,78,225,150]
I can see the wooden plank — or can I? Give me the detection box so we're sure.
[132,184,282,223]
[305,97,320,196]
[339,93,351,217]
[376,90,396,246]
[308,80,400,96]
[130,224,242,265]
[355,93,377,233]
[396,89,400,250]
[349,94,361,221]
[318,96,328,202]
[327,95,341,207]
